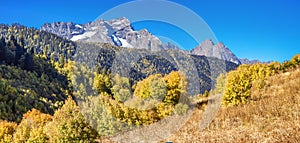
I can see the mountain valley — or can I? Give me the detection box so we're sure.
[0,17,299,142]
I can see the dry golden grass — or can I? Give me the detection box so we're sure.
[99,68,300,142]
[166,68,300,142]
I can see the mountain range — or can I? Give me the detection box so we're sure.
[41,17,241,64]
[239,58,272,65]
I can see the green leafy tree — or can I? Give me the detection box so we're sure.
[213,73,226,95]
[174,103,189,115]
[134,74,166,100]
[132,74,167,110]
[80,95,128,136]
[149,74,167,100]
[112,74,131,102]
[0,37,6,61]
[94,72,112,95]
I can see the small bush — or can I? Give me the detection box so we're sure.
[175,103,189,115]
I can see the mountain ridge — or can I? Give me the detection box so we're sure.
[239,58,272,65]
[41,17,171,51]
[41,17,241,64]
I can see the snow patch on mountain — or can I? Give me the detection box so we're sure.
[70,31,96,41]
[72,31,81,34]
[75,24,83,28]
[119,38,133,48]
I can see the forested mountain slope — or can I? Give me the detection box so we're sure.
[0,23,239,142]
[0,24,75,122]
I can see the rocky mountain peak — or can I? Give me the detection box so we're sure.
[41,17,240,64]
[41,22,85,39]
[41,17,172,51]
[214,42,229,51]
[203,39,214,46]
[86,19,104,27]
[106,17,131,31]
[191,39,241,64]
[215,41,224,47]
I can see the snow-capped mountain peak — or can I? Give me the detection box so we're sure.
[41,17,240,64]
[41,17,170,51]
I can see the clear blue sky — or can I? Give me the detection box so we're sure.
[1,0,299,62]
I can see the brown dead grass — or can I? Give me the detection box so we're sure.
[166,68,300,142]
[100,68,300,142]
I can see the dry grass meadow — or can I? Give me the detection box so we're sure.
[166,68,300,142]
[100,68,300,142]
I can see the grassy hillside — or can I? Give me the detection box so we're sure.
[166,66,300,142]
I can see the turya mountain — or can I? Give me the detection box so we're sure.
[41,17,241,64]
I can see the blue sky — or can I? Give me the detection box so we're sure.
[1,0,299,62]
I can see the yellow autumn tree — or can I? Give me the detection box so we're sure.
[163,71,188,105]
[13,109,52,143]
[222,63,275,106]
[100,71,189,126]
[94,72,112,95]
[134,74,166,100]
[44,97,98,143]
[0,120,17,143]
[292,54,300,66]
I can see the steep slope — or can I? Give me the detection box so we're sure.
[0,24,76,63]
[190,39,241,64]
[0,25,73,122]
[166,66,300,142]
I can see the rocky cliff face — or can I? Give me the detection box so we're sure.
[41,22,85,40]
[41,17,240,64]
[190,39,241,64]
[41,17,170,51]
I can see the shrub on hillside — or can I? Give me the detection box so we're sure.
[221,54,300,106]
[222,64,274,105]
